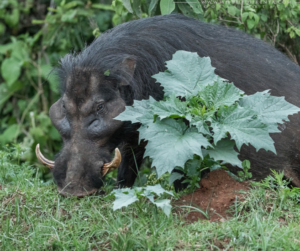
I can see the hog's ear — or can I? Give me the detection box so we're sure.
[119,56,136,85]
[121,56,136,76]
[117,56,136,105]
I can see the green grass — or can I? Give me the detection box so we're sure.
[1,146,300,250]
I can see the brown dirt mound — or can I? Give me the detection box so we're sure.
[175,169,249,222]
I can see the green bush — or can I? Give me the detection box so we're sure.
[116,50,300,189]
[0,0,113,166]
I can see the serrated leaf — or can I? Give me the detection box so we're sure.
[139,118,211,176]
[169,172,184,185]
[152,51,221,98]
[114,97,155,124]
[211,105,275,153]
[1,57,22,86]
[202,139,242,167]
[160,0,175,15]
[239,91,300,133]
[187,110,214,135]
[200,80,244,110]
[190,117,212,135]
[143,184,174,197]
[150,94,187,119]
[153,199,172,216]
[110,188,139,210]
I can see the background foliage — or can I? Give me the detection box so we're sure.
[0,0,299,174]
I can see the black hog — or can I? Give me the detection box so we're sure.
[37,14,300,197]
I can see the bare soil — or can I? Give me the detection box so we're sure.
[175,169,250,222]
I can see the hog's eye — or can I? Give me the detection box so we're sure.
[97,103,104,111]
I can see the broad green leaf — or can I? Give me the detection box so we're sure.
[1,57,22,86]
[247,19,256,29]
[136,113,156,126]
[242,12,249,22]
[151,94,187,119]
[4,9,19,27]
[122,0,133,13]
[200,80,244,110]
[153,199,172,216]
[0,43,14,54]
[0,124,19,144]
[202,139,242,167]
[228,6,237,16]
[132,0,142,17]
[114,97,155,124]
[239,91,300,133]
[169,172,184,185]
[153,51,221,98]
[253,14,260,25]
[11,41,30,62]
[187,0,203,14]
[160,0,175,15]
[41,64,59,94]
[177,3,196,18]
[49,127,61,141]
[148,0,159,15]
[211,105,276,153]
[260,13,268,22]
[0,81,22,109]
[61,10,77,22]
[139,118,211,176]
[111,188,139,210]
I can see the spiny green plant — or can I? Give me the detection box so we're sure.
[115,50,300,186]
[108,184,174,216]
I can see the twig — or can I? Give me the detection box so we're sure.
[278,43,299,65]
[219,16,241,25]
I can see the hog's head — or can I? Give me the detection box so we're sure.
[36,55,138,197]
